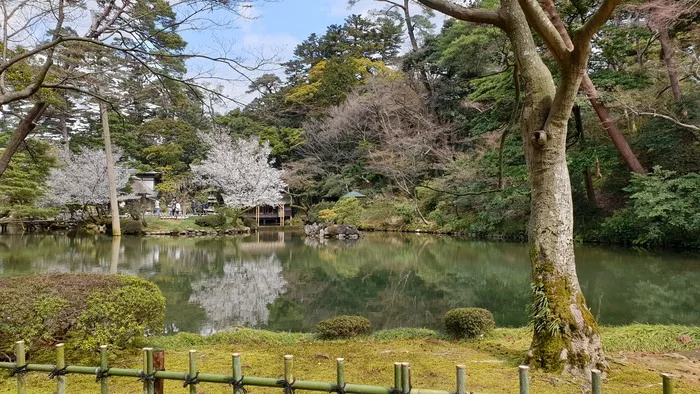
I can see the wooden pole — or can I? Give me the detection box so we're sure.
[153,350,165,394]
[15,341,26,394]
[100,101,121,237]
[393,362,401,391]
[188,350,197,394]
[456,364,466,394]
[401,362,410,394]
[518,365,529,394]
[100,345,109,394]
[56,343,66,394]
[336,358,345,390]
[284,355,294,383]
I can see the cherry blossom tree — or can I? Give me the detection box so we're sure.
[191,131,287,209]
[45,148,131,207]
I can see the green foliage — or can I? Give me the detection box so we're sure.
[315,315,372,339]
[0,274,165,356]
[121,219,144,235]
[76,276,165,351]
[369,328,445,341]
[242,216,258,230]
[194,214,227,228]
[443,308,496,339]
[331,197,363,224]
[306,201,335,224]
[601,167,700,246]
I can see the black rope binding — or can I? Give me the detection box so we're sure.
[9,364,28,377]
[327,382,347,394]
[48,366,68,379]
[138,370,156,383]
[277,378,296,394]
[95,367,110,382]
[390,388,403,394]
[183,372,200,388]
[229,376,248,394]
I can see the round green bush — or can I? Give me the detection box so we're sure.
[0,274,165,357]
[194,214,226,228]
[121,219,144,235]
[443,308,495,339]
[316,315,372,339]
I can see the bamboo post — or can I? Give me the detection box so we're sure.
[15,341,26,394]
[456,364,466,394]
[518,365,529,394]
[188,350,198,394]
[393,362,401,391]
[661,373,673,394]
[153,350,165,394]
[100,345,109,394]
[143,348,154,394]
[401,362,410,394]
[232,353,243,394]
[56,343,66,394]
[336,358,345,390]
[591,369,601,394]
[284,355,294,383]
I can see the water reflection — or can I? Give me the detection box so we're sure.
[0,232,698,334]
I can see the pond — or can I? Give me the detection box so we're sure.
[0,232,698,334]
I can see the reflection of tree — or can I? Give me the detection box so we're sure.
[188,255,286,334]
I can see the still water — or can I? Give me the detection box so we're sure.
[0,232,698,334]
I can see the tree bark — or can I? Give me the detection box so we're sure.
[584,168,598,208]
[658,27,682,102]
[0,101,49,177]
[100,101,121,237]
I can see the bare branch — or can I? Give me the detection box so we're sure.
[576,0,622,45]
[517,0,570,60]
[415,0,505,29]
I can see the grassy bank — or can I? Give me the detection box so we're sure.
[2,325,699,393]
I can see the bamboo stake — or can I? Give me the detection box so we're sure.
[232,353,242,394]
[591,369,601,394]
[393,362,401,391]
[518,365,529,394]
[401,363,410,394]
[336,358,345,390]
[456,365,466,394]
[188,350,198,394]
[143,348,154,394]
[15,341,26,394]
[56,343,66,394]
[661,373,673,394]
[100,345,109,394]
[284,355,294,383]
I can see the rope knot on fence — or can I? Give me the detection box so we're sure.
[95,367,110,382]
[48,366,68,379]
[183,371,199,388]
[327,382,347,394]
[229,376,247,393]
[138,370,156,383]
[277,378,296,394]
[9,364,28,377]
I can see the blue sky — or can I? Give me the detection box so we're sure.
[179,0,441,110]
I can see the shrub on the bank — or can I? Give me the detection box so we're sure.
[316,315,372,339]
[0,274,165,357]
[122,219,144,235]
[195,214,226,228]
[444,308,495,339]
[242,216,258,229]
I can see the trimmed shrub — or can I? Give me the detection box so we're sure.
[443,308,495,339]
[316,315,372,339]
[121,219,144,235]
[0,274,165,357]
[195,214,227,228]
[242,216,259,230]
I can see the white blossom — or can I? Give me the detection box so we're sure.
[45,148,132,206]
[191,130,287,208]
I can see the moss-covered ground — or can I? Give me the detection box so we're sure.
[1,325,699,393]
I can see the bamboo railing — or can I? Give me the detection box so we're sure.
[0,340,672,394]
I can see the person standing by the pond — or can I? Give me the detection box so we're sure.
[175,201,181,218]
[154,199,160,216]
[169,200,176,217]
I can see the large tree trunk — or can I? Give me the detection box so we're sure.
[0,102,48,177]
[658,27,682,102]
[505,0,605,375]
[100,101,121,237]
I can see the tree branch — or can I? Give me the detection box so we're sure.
[415,0,505,29]
[517,0,570,60]
[576,0,622,45]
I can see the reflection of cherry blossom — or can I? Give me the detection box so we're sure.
[188,254,286,334]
